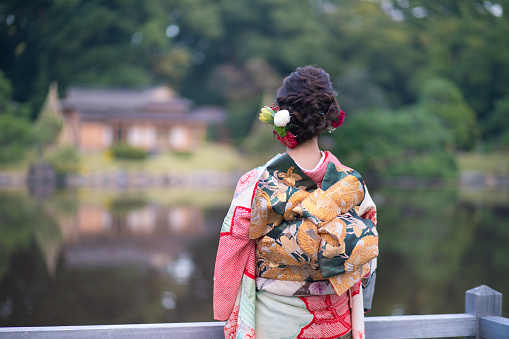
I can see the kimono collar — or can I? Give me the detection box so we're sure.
[266,153,354,192]
[266,153,318,191]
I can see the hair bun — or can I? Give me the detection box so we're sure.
[276,66,340,144]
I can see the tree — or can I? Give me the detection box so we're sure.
[335,67,390,113]
[33,82,63,150]
[0,114,33,165]
[484,96,509,150]
[418,77,479,150]
[0,70,30,118]
[0,0,193,115]
[2,0,508,148]
[0,70,33,164]
[330,106,457,178]
[393,0,509,130]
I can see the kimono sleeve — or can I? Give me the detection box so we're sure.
[213,170,258,321]
[358,184,378,312]
[359,185,377,228]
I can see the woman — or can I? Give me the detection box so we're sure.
[213,66,378,339]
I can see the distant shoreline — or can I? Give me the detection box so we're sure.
[1,170,508,190]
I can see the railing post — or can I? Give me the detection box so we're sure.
[465,285,502,339]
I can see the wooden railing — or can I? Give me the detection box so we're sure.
[1,285,507,339]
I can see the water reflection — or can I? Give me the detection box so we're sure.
[0,185,508,326]
[0,188,228,326]
[64,202,205,271]
[373,187,509,318]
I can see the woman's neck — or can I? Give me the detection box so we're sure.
[286,138,322,170]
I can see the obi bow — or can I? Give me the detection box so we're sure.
[250,165,379,296]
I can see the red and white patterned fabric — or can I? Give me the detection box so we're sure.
[213,205,255,320]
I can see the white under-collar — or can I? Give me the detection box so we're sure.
[297,151,325,171]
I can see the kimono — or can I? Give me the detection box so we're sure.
[214,151,378,339]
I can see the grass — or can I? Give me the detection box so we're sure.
[79,143,267,175]
[0,148,39,172]
[457,151,509,175]
[458,186,509,205]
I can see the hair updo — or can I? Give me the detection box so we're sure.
[275,66,341,145]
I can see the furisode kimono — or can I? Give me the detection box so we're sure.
[213,151,378,339]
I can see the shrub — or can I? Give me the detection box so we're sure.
[111,144,148,160]
[0,114,33,164]
[46,146,81,176]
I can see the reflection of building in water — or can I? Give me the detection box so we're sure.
[127,207,156,234]
[167,206,205,235]
[58,203,206,273]
[67,204,205,238]
[77,205,112,235]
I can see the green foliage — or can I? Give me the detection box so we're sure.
[0,114,33,164]
[0,70,13,108]
[46,146,80,176]
[242,120,284,154]
[0,70,34,165]
[33,116,63,148]
[225,97,262,143]
[111,144,148,161]
[0,0,192,114]
[336,67,391,112]
[273,126,286,137]
[484,95,509,149]
[418,77,479,150]
[1,0,509,164]
[498,131,509,150]
[331,107,457,177]
[400,1,509,118]
[0,70,30,118]
[33,82,65,152]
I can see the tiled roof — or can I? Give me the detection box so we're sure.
[60,86,192,114]
[60,86,226,123]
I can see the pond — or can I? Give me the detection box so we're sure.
[0,183,508,327]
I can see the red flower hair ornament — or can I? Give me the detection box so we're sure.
[328,110,345,133]
[273,130,298,148]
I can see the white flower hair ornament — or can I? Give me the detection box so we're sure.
[273,109,291,127]
[259,105,298,148]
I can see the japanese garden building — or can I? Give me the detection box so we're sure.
[59,86,223,152]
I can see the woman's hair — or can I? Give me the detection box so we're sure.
[276,66,340,144]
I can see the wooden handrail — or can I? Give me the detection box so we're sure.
[1,285,507,339]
